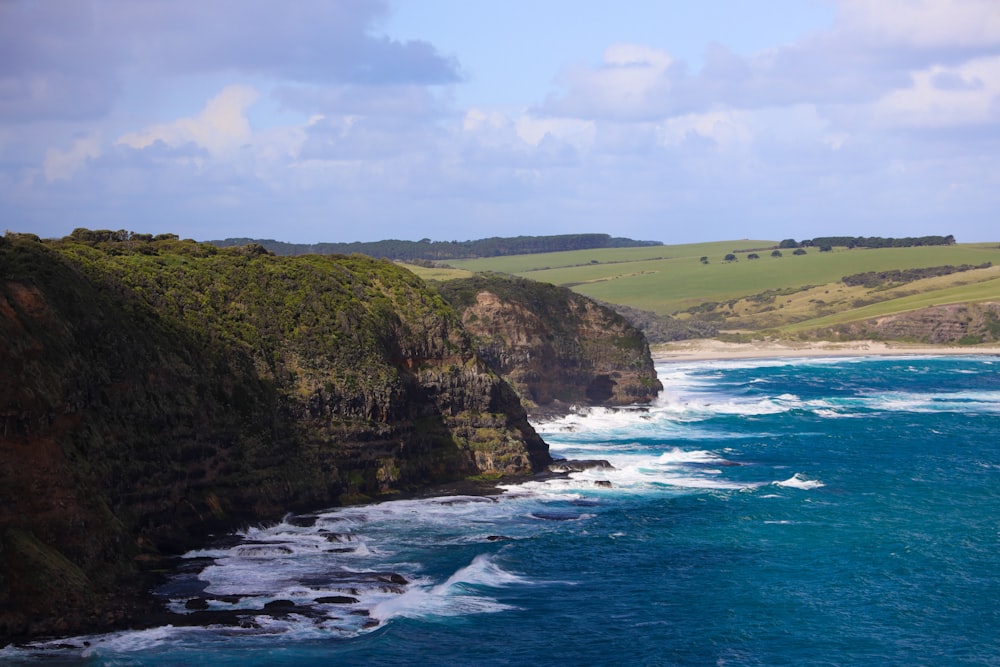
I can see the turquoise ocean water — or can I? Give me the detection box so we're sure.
[5,355,1000,666]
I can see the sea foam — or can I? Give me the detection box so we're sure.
[775,473,825,490]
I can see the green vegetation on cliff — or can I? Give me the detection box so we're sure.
[0,231,549,640]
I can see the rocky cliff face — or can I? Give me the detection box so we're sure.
[436,275,662,417]
[815,302,1000,344]
[0,234,549,640]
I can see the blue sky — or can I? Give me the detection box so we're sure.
[2,0,999,244]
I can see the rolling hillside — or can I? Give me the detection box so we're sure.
[415,240,1000,342]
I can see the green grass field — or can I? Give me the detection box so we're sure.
[447,241,1000,316]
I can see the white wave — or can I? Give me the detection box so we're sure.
[511,446,761,496]
[434,553,530,591]
[14,624,206,659]
[656,357,867,377]
[812,408,854,418]
[775,473,825,490]
[533,399,785,445]
[863,390,1000,414]
[657,447,724,464]
[371,554,523,623]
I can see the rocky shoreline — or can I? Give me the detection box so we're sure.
[9,458,613,648]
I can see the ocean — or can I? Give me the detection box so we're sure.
[5,355,1000,666]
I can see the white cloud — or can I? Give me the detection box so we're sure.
[543,44,680,120]
[116,85,259,156]
[836,0,1000,50]
[43,134,102,181]
[462,108,510,134]
[874,55,1000,127]
[655,110,753,150]
[515,115,594,148]
[6,1,1000,245]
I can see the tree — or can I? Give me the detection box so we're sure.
[771,250,782,258]
[793,248,807,256]
[819,245,832,252]
[779,239,799,249]
[747,253,760,260]
[724,253,737,262]
[700,256,709,264]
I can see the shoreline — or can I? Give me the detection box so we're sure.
[652,339,1000,362]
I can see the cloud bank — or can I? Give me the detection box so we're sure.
[2,0,999,243]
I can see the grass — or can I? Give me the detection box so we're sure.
[781,272,1000,333]
[449,242,1000,316]
[447,240,768,275]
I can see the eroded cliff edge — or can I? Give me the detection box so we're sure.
[0,233,549,640]
[436,275,663,418]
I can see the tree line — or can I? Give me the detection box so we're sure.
[208,233,662,260]
[780,235,955,249]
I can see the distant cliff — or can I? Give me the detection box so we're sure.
[814,302,1000,344]
[0,232,549,640]
[436,275,663,417]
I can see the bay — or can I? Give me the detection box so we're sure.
[5,355,1000,666]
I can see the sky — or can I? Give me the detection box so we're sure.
[2,1,999,244]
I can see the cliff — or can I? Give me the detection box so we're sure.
[436,275,663,417]
[814,302,1000,345]
[0,232,549,640]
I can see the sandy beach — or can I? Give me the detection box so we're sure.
[652,338,1000,362]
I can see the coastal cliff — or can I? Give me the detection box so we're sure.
[436,275,662,417]
[813,302,1000,344]
[0,232,549,639]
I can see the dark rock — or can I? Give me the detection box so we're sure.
[286,515,318,528]
[263,599,296,610]
[322,533,354,543]
[548,459,615,473]
[184,598,210,610]
[314,596,360,605]
[594,480,613,488]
